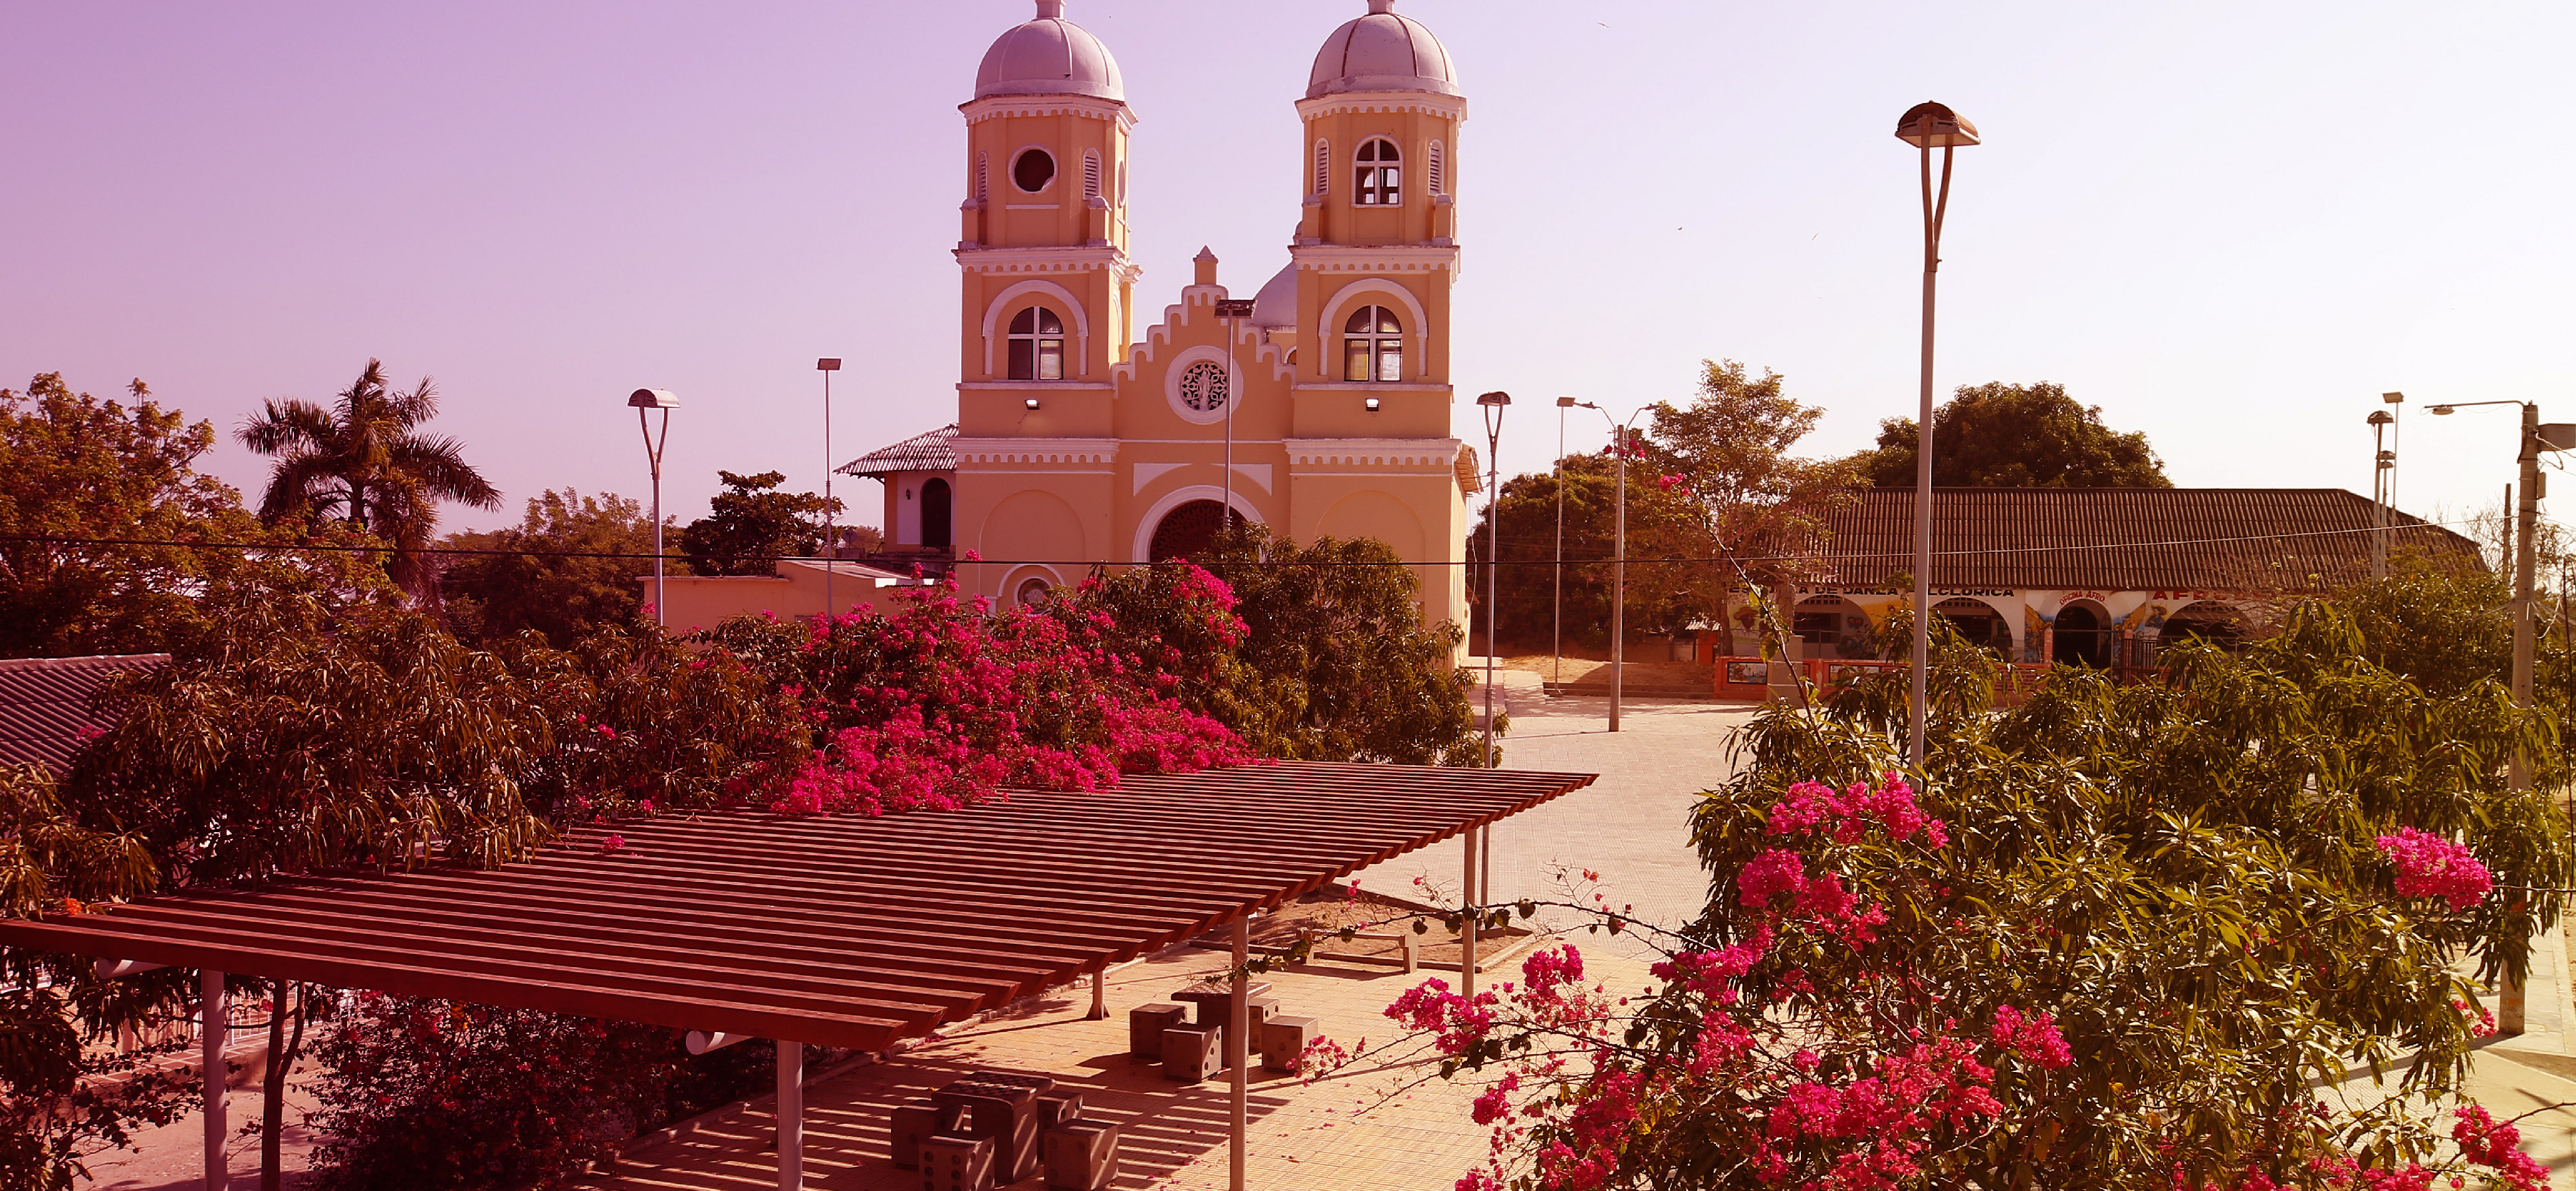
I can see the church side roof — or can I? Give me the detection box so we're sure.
[838,424,957,479]
[1803,488,2480,593]
[0,653,167,774]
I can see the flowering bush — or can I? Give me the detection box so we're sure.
[1318,600,2567,1190]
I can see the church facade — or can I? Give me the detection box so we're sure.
[846,0,1474,634]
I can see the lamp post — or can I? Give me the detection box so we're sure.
[1578,405,1649,732]
[628,389,679,629]
[1894,101,1980,772]
[1555,397,1591,684]
[818,358,842,628]
[1215,299,1256,544]
[2425,398,2575,1036]
[1477,391,1512,768]
[2370,391,2403,580]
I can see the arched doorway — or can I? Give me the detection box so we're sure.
[2053,603,2111,667]
[1792,596,1877,659]
[1933,597,2012,657]
[1147,499,1246,562]
[921,478,953,550]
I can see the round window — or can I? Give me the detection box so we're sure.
[1177,360,1229,413]
[1014,577,1052,607]
[1012,149,1056,193]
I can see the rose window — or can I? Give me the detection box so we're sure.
[1179,361,1229,413]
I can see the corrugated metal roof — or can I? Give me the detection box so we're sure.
[1805,488,2478,592]
[838,424,957,478]
[0,655,168,773]
[0,762,1595,1049]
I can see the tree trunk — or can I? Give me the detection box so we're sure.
[260,981,308,1190]
[1764,582,1810,708]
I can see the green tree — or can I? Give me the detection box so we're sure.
[677,470,834,577]
[1649,360,1862,657]
[237,359,502,597]
[439,488,676,647]
[1853,380,2172,488]
[1471,450,1708,650]
[1064,529,1487,766]
[0,374,395,657]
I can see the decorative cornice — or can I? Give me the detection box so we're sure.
[955,245,1140,282]
[1288,437,1463,467]
[1286,244,1463,272]
[953,437,1121,465]
[1296,93,1467,122]
[961,94,1135,130]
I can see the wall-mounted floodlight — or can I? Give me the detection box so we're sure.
[1025,397,1042,410]
[1364,397,1381,413]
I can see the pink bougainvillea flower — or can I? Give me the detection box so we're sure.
[597,834,627,855]
[2375,827,2494,911]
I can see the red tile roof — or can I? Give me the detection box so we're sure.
[838,424,957,478]
[0,655,168,773]
[1802,488,2478,592]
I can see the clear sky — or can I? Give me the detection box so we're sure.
[4,1,2570,538]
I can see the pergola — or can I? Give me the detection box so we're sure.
[0,761,1594,1190]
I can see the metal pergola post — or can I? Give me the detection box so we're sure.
[1230,916,1249,1191]
[776,1039,803,1190]
[202,968,226,1191]
[1461,827,1481,999]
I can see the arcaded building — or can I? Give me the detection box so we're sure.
[844,0,1476,633]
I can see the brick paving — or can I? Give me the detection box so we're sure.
[583,941,1654,1191]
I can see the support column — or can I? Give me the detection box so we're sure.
[1090,969,1108,1020]
[775,1039,802,1190]
[1462,828,1481,999]
[1230,917,1248,1191]
[201,969,226,1191]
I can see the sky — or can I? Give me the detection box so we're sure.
[5,1,2571,538]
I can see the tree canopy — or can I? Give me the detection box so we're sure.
[1853,380,2171,488]
[677,470,834,577]
[439,488,675,647]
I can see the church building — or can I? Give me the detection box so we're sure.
[844,0,1475,634]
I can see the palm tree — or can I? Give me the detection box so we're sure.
[237,359,501,596]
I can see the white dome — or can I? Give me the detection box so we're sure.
[1307,0,1458,100]
[975,1,1125,104]
[1250,262,1298,329]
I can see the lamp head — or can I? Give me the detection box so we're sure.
[2383,391,2404,403]
[817,358,842,372]
[2430,405,2456,415]
[1895,102,1980,148]
[1476,391,1512,407]
[628,389,679,409]
[1364,397,1381,413]
[2367,410,2393,426]
[1555,395,1578,407]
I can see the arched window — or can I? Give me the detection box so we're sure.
[1007,306,1066,380]
[1313,140,1330,196]
[921,478,953,551]
[1342,305,1403,381]
[1355,138,1401,205]
[1014,576,1052,608]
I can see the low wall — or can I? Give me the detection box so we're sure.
[1714,657,2057,706]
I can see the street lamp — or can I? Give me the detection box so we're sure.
[628,388,680,629]
[1556,397,1596,685]
[1215,299,1256,546]
[1895,100,1980,772]
[2369,391,2402,580]
[1578,404,1651,732]
[1476,391,1512,769]
[818,358,842,631]
[2422,399,2576,1037]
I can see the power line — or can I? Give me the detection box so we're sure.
[0,514,2516,571]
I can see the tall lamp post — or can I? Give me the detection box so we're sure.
[628,389,679,629]
[1577,405,1648,732]
[2426,398,2575,1036]
[2369,391,2403,580]
[1895,101,1980,771]
[818,358,842,628]
[1477,391,1512,768]
[1215,299,1256,542]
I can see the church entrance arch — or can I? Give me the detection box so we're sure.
[1148,500,1248,562]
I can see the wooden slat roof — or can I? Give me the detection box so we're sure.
[0,762,1593,1049]
[0,654,167,773]
[1808,488,2478,592]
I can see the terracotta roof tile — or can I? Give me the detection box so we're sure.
[838,424,957,478]
[1806,488,2478,592]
